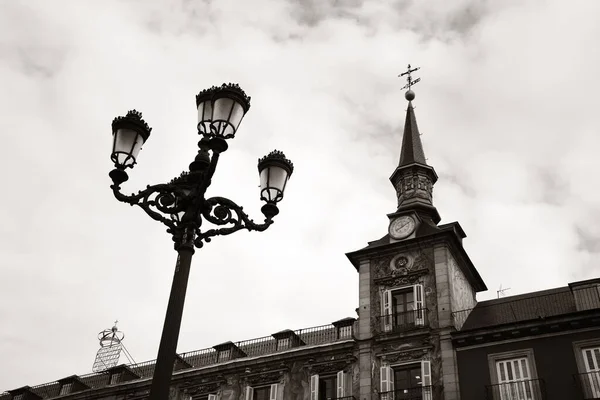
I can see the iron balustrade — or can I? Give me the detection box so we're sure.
[379,386,433,400]
[575,371,600,399]
[485,378,546,400]
[376,308,429,333]
[319,397,356,400]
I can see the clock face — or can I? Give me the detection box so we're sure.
[389,216,416,239]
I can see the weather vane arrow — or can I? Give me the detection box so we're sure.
[399,64,421,100]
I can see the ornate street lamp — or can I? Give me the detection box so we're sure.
[108,83,293,400]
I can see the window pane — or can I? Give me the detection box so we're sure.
[255,387,270,400]
[319,376,336,400]
[593,348,600,370]
[513,360,522,380]
[520,359,529,378]
[498,362,506,382]
[506,362,514,381]
[393,365,421,390]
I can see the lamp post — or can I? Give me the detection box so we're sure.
[108,83,294,400]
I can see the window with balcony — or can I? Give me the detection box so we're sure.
[245,384,278,400]
[573,340,600,399]
[486,349,543,400]
[310,371,349,400]
[381,285,425,332]
[380,361,431,400]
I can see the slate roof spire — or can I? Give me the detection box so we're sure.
[390,66,440,224]
[398,100,427,166]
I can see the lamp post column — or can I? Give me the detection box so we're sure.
[148,229,196,400]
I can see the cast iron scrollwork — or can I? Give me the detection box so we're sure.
[110,136,275,250]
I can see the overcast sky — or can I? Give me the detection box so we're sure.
[1,0,600,392]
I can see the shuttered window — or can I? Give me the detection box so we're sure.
[582,347,600,398]
[381,285,426,331]
[495,358,535,400]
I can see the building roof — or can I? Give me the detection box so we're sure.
[459,286,577,331]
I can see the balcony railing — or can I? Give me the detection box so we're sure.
[379,386,433,400]
[325,397,356,400]
[575,372,600,399]
[376,309,429,334]
[485,378,546,400]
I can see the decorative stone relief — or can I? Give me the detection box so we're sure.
[304,353,355,374]
[374,250,429,280]
[376,273,426,288]
[380,338,431,354]
[380,349,429,364]
[394,171,433,207]
[123,390,149,400]
[448,254,476,322]
[244,365,288,385]
[181,378,225,397]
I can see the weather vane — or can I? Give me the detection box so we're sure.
[399,64,421,100]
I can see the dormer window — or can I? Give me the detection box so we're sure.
[56,375,90,396]
[271,330,304,351]
[277,337,290,351]
[59,383,73,396]
[218,349,231,362]
[109,372,122,385]
[338,326,352,339]
[331,317,356,341]
[213,341,246,363]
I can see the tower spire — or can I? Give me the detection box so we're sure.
[397,64,426,166]
[390,65,440,224]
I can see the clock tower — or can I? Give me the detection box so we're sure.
[346,67,487,400]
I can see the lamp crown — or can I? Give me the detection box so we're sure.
[195,83,252,111]
[258,150,294,175]
[112,109,152,140]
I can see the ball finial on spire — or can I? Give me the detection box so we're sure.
[405,90,415,101]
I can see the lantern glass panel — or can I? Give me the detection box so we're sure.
[197,100,213,135]
[260,166,289,202]
[112,128,144,167]
[228,101,246,131]
[212,97,235,137]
